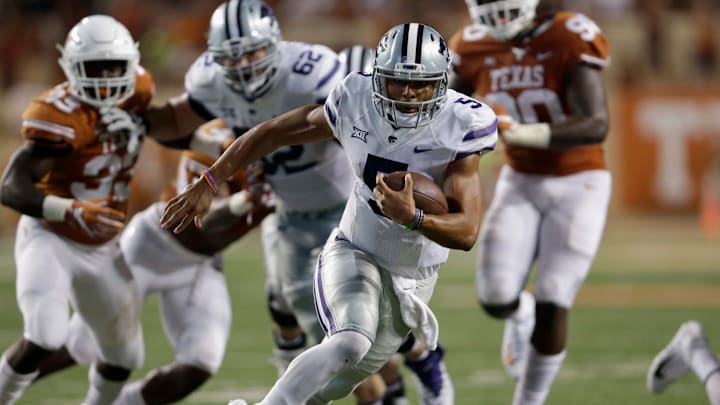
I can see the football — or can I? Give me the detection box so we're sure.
[383,171,449,215]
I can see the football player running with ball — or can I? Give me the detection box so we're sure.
[0,15,196,405]
[339,44,455,405]
[449,1,611,404]
[160,22,497,405]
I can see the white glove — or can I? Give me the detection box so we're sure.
[100,108,145,154]
[501,122,551,149]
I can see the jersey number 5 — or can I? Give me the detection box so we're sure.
[363,154,408,216]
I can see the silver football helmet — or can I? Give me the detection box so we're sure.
[207,0,282,99]
[57,15,139,110]
[339,45,375,76]
[465,0,539,40]
[372,23,451,129]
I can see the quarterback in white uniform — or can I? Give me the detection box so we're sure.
[161,22,497,405]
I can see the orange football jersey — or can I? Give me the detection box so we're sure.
[20,66,155,245]
[449,12,610,175]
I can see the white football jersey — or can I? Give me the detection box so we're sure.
[185,41,351,212]
[324,73,498,278]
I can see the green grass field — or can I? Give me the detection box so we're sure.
[0,213,718,404]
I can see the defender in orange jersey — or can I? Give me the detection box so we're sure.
[449,1,611,404]
[31,118,274,405]
[0,15,198,405]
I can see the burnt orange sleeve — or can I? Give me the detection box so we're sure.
[20,90,96,155]
[555,12,610,69]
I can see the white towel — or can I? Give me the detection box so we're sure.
[390,273,439,350]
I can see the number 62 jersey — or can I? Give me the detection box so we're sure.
[324,73,498,278]
[185,40,350,213]
[449,11,610,176]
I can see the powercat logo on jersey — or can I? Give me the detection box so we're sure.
[351,126,368,142]
[490,65,544,92]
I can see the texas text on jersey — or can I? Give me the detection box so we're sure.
[20,67,154,244]
[449,11,609,175]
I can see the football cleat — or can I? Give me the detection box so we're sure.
[404,345,455,405]
[647,320,707,394]
[501,290,535,380]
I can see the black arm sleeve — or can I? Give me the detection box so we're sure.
[187,94,217,121]
[156,132,194,150]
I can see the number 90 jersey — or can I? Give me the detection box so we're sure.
[185,40,351,212]
[20,67,154,245]
[324,73,498,278]
[449,12,610,176]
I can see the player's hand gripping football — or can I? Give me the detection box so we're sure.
[374,173,416,226]
[65,196,126,239]
[160,175,214,234]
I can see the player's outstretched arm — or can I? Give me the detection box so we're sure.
[142,94,208,143]
[160,104,332,233]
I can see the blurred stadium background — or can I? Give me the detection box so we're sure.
[0,0,719,404]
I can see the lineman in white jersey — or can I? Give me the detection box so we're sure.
[160,22,497,405]
[143,0,350,377]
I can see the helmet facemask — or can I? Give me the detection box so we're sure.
[465,0,539,40]
[372,67,447,129]
[210,37,279,99]
[371,23,451,129]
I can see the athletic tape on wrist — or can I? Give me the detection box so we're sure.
[42,195,74,222]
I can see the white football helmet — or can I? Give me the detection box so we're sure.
[57,15,139,110]
[207,0,282,100]
[465,0,539,40]
[339,45,375,76]
[372,23,451,129]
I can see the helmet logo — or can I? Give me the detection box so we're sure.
[438,37,448,59]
